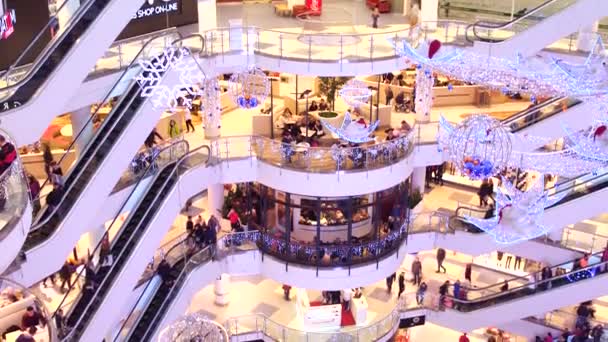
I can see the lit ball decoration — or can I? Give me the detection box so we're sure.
[339,79,372,108]
[448,114,512,180]
[228,66,269,110]
[158,312,229,342]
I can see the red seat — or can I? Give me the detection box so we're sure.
[293,5,308,16]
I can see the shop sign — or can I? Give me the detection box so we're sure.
[0,9,16,40]
[132,0,180,20]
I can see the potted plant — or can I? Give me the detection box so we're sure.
[408,189,423,213]
[318,77,349,111]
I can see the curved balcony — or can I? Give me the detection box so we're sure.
[211,132,420,196]
[0,133,32,273]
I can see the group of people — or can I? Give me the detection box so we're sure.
[184,214,220,256]
[425,163,445,187]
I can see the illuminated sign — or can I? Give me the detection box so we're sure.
[132,0,180,20]
[0,9,16,40]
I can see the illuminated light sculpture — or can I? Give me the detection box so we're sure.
[201,77,222,130]
[394,36,608,98]
[321,112,379,143]
[463,178,567,244]
[228,66,269,109]
[135,46,207,112]
[564,124,608,162]
[339,79,372,108]
[158,312,229,342]
[440,114,512,180]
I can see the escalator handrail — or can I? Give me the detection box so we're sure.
[501,97,562,125]
[28,29,181,234]
[63,144,211,340]
[464,0,560,43]
[447,256,608,306]
[505,98,583,133]
[113,234,191,340]
[546,170,608,205]
[49,139,190,322]
[0,0,103,94]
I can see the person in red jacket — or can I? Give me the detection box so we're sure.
[0,135,16,174]
[459,332,470,342]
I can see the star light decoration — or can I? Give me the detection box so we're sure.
[158,312,229,342]
[394,35,608,98]
[463,178,567,244]
[135,47,221,130]
[321,112,379,143]
[228,66,269,109]
[339,79,372,108]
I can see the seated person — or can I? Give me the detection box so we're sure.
[400,120,411,132]
[313,120,325,137]
[318,99,329,111]
[16,327,37,342]
[276,108,294,129]
[308,101,319,112]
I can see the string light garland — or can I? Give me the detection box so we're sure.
[201,77,222,130]
[339,79,372,108]
[321,112,379,143]
[228,66,269,109]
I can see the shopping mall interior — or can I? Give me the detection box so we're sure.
[1,0,608,341]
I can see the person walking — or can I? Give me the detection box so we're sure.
[371,7,380,29]
[464,263,472,285]
[385,86,394,106]
[436,248,446,273]
[398,272,406,299]
[386,273,396,293]
[282,284,292,301]
[184,110,195,133]
[167,119,180,139]
[459,333,470,342]
[411,257,422,285]
[416,281,427,305]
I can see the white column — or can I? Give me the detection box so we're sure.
[414,67,433,123]
[197,0,217,33]
[70,106,94,156]
[576,21,599,52]
[420,0,438,30]
[411,167,426,195]
[208,183,225,217]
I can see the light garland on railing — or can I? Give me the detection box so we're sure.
[228,66,269,109]
[463,178,568,244]
[158,312,228,342]
[395,38,608,98]
[339,79,372,108]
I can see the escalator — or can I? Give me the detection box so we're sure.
[54,145,211,341]
[0,0,148,144]
[431,250,608,332]
[6,34,190,286]
[466,0,608,58]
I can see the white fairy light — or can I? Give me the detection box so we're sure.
[228,66,269,109]
[321,112,379,143]
[463,178,567,244]
[339,79,372,108]
[158,312,228,342]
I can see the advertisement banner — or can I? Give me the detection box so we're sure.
[0,9,16,40]
[133,0,181,20]
[305,0,322,13]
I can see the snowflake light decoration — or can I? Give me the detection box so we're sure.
[201,77,221,130]
[135,47,206,112]
[158,312,228,342]
[339,79,372,107]
[440,115,512,180]
[228,66,269,109]
[321,112,379,143]
[463,178,567,244]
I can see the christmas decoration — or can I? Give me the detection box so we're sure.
[321,112,379,143]
[158,312,228,342]
[338,79,372,108]
[228,66,269,109]
[463,178,567,244]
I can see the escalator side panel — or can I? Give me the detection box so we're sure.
[0,0,147,145]
[5,71,180,287]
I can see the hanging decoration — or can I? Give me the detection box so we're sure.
[463,178,567,244]
[228,66,269,109]
[158,312,229,342]
[339,79,372,108]
[440,115,512,180]
[201,77,222,130]
[394,37,608,98]
[135,46,208,112]
[321,112,379,143]
[563,124,608,162]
